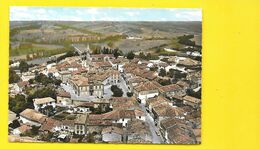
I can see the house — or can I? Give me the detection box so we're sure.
[109,97,139,110]
[134,81,161,104]
[168,95,184,106]
[193,128,201,144]
[60,119,75,133]
[103,110,136,127]
[111,57,129,72]
[134,109,146,121]
[21,72,35,81]
[159,117,183,142]
[160,118,196,144]
[9,83,20,95]
[92,69,120,86]
[9,110,17,125]
[106,69,120,85]
[167,124,196,144]
[86,114,113,134]
[101,126,124,143]
[19,109,47,126]
[102,109,145,127]
[93,61,112,70]
[159,84,186,97]
[33,97,56,111]
[152,104,185,126]
[69,75,104,98]
[59,71,72,83]
[176,80,190,91]
[74,102,94,113]
[145,96,170,112]
[74,114,87,135]
[126,119,152,143]
[186,71,201,89]
[16,81,29,93]
[182,96,201,108]
[56,89,71,106]
[9,135,43,142]
[39,118,62,133]
[177,58,200,67]
[127,76,147,92]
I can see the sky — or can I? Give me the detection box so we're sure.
[10,7,202,21]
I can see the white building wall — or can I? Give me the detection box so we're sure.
[138,92,159,104]
[19,116,41,126]
[102,132,122,142]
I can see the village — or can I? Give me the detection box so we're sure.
[8,41,201,144]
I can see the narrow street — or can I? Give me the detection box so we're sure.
[139,103,163,144]
[118,75,130,97]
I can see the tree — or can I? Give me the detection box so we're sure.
[111,85,123,97]
[157,79,171,86]
[138,52,145,59]
[126,51,135,60]
[40,105,54,116]
[28,87,57,101]
[19,60,29,73]
[150,66,158,72]
[187,88,201,99]
[9,69,20,84]
[159,68,167,77]
[113,48,121,59]
[9,119,20,129]
[9,94,31,114]
[127,92,133,97]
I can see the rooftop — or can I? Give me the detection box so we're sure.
[33,97,55,105]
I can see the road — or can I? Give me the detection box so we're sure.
[118,75,130,97]
[139,103,163,144]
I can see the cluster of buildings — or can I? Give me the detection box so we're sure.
[9,44,201,144]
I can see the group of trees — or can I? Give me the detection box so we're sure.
[30,73,62,86]
[126,51,135,60]
[178,34,196,46]
[27,86,57,101]
[157,78,172,86]
[138,52,159,60]
[9,69,21,84]
[9,94,34,114]
[158,68,167,77]
[157,68,187,84]
[9,85,57,114]
[19,60,30,73]
[111,85,123,97]
[92,47,123,59]
[56,50,79,62]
